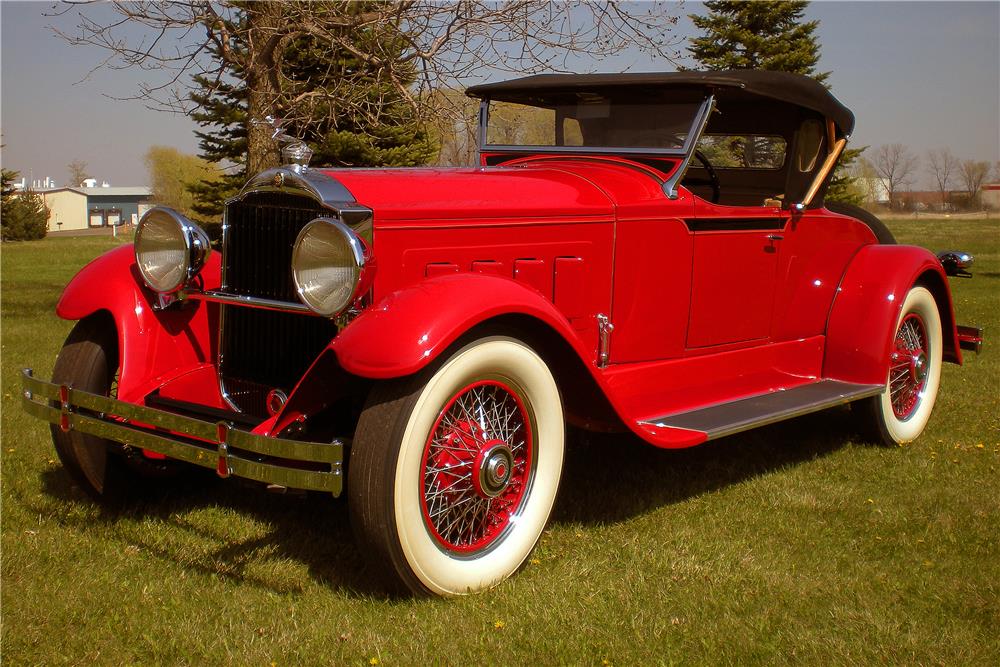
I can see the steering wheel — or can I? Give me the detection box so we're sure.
[684,150,721,204]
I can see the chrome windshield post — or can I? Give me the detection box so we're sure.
[663,94,716,200]
[477,99,489,163]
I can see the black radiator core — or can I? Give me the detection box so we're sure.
[220,192,339,417]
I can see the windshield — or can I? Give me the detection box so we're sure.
[485,97,705,152]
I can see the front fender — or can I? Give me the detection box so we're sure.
[331,273,596,379]
[55,245,221,402]
[823,244,961,385]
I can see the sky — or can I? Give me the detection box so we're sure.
[2,1,998,189]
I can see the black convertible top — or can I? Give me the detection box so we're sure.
[466,70,855,135]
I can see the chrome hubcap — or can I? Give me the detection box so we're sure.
[474,442,514,498]
[912,352,928,383]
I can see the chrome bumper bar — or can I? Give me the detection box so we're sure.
[20,368,343,495]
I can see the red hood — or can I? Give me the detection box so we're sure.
[317,166,614,226]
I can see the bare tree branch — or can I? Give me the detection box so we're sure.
[51,1,683,170]
[874,143,919,210]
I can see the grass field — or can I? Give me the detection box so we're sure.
[2,220,998,665]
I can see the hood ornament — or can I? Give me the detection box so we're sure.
[259,116,313,174]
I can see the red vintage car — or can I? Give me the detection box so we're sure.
[23,71,982,596]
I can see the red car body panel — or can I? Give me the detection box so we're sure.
[324,167,614,223]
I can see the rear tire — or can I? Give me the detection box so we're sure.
[349,336,564,596]
[856,286,942,445]
[50,314,177,502]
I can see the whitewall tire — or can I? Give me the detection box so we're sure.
[859,286,943,445]
[349,336,564,596]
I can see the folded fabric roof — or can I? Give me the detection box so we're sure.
[466,70,854,136]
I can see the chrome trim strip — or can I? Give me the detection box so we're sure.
[21,369,344,495]
[478,99,489,163]
[190,290,315,314]
[234,167,356,208]
[662,95,716,200]
[227,167,374,230]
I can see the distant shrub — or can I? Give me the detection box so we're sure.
[1,191,49,241]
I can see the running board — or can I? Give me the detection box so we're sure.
[641,380,884,441]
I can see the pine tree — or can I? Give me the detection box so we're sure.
[187,7,435,227]
[689,1,863,204]
[187,71,249,226]
[690,1,826,80]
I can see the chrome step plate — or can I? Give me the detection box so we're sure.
[641,380,884,441]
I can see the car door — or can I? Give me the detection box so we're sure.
[685,199,789,348]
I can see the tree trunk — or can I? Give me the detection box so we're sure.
[244,2,285,175]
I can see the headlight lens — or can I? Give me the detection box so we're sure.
[292,217,368,317]
[134,207,211,294]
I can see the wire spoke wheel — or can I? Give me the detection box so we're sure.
[421,380,533,553]
[888,313,929,420]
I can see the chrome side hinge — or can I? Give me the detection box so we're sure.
[596,313,614,368]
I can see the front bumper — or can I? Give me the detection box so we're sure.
[21,369,344,495]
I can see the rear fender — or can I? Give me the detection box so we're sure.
[331,273,596,379]
[824,244,961,385]
[55,245,221,402]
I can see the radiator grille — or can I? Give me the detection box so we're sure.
[220,192,339,417]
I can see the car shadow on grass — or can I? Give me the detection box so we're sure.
[35,466,387,597]
[553,405,863,525]
[34,404,868,598]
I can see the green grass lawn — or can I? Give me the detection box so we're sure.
[2,220,998,665]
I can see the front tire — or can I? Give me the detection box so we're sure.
[50,314,178,501]
[857,286,943,445]
[349,336,564,596]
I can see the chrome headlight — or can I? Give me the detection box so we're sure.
[292,217,371,317]
[134,207,211,294]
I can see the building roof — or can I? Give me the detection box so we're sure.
[467,70,855,135]
[37,186,152,197]
[78,186,152,197]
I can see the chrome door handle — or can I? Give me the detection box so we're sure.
[767,234,784,241]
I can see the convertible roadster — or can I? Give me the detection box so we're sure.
[22,70,982,595]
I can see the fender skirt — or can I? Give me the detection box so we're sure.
[824,244,961,386]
